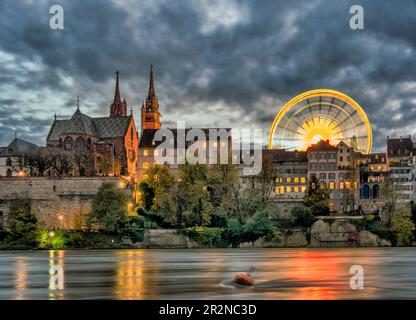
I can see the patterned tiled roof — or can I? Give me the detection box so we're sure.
[47,109,132,141]
[0,138,38,156]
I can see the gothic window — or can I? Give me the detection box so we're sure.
[64,137,74,151]
[75,137,85,151]
[6,158,12,166]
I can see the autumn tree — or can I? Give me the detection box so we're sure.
[90,183,129,233]
[303,175,330,215]
[391,204,415,246]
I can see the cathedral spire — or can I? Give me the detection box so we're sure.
[146,65,159,112]
[148,64,155,99]
[142,65,161,130]
[110,70,127,117]
[76,96,80,111]
[114,70,121,104]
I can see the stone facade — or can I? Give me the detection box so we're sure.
[0,176,130,230]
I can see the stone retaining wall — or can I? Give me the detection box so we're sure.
[0,177,125,229]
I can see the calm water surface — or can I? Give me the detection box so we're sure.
[0,248,415,299]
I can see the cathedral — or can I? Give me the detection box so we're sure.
[46,70,139,179]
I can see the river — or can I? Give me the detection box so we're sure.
[0,248,415,299]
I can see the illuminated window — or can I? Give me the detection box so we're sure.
[143,162,149,169]
[203,142,207,148]
[294,177,299,183]
[286,186,292,192]
[354,181,358,189]
[300,177,306,183]
[329,181,335,189]
[370,166,375,171]
[378,166,382,171]
[346,181,351,189]
[301,186,306,192]
[143,149,148,156]
[286,177,291,183]
[339,181,344,189]
[294,186,299,192]
[213,142,218,147]
[154,149,159,156]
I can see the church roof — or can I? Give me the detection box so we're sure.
[47,109,132,141]
[0,138,38,156]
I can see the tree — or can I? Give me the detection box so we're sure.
[144,164,175,195]
[177,163,212,227]
[292,206,316,228]
[391,205,415,246]
[381,177,399,226]
[90,183,129,233]
[138,181,155,211]
[96,154,121,176]
[21,148,54,176]
[303,175,330,215]
[6,197,38,245]
[243,154,276,197]
[50,149,73,176]
[73,149,92,176]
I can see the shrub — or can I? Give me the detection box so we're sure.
[292,207,316,228]
[90,183,129,233]
[183,226,222,246]
[243,212,273,241]
[122,227,144,242]
[6,198,38,246]
[392,214,415,246]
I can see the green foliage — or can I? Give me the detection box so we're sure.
[52,231,67,249]
[183,226,222,246]
[138,181,155,211]
[391,205,415,246]
[303,175,330,215]
[90,183,129,233]
[122,227,144,242]
[6,198,38,246]
[292,206,316,228]
[144,164,175,195]
[243,212,273,241]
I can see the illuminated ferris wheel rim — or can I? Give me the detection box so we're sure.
[268,89,372,153]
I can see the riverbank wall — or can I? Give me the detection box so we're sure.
[130,220,392,249]
[0,177,125,229]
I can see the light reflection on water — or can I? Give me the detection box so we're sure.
[0,248,415,300]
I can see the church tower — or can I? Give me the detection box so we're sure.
[141,65,161,130]
[110,70,128,117]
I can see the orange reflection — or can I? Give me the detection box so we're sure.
[271,250,378,299]
[116,250,145,299]
[14,256,28,300]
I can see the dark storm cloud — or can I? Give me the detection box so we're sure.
[1,0,416,150]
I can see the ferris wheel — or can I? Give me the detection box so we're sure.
[268,89,372,153]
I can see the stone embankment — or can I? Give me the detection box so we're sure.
[131,219,392,248]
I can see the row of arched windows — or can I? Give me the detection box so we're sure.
[361,184,380,199]
[60,137,92,151]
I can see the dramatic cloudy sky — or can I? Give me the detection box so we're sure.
[1,0,416,151]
